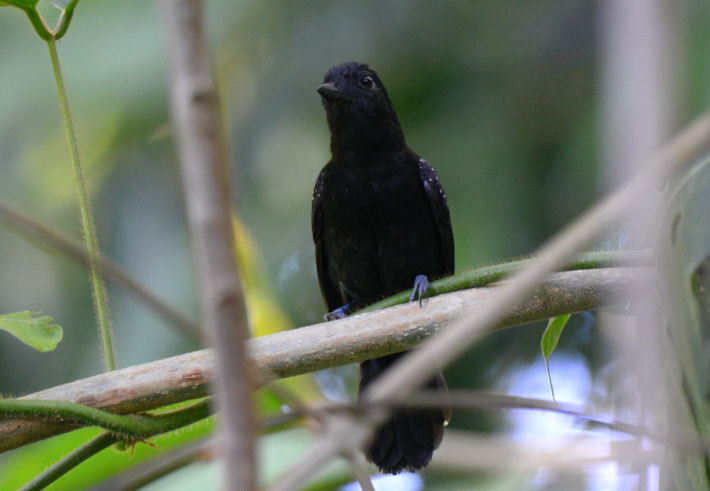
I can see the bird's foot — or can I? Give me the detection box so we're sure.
[409,274,430,306]
[325,303,352,321]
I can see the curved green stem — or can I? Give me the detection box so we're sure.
[18,1,80,41]
[361,249,653,313]
[21,6,52,41]
[47,37,115,371]
[0,399,212,440]
[54,0,80,40]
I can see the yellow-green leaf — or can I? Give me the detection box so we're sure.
[0,311,63,352]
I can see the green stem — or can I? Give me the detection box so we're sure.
[0,399,212,440]
[21,6,52,41]
[17,399,212,491]
[18,1,80,40]
[361,249,653,313]
[54,0,80,40]
[20,432,117,491]
[47,37,115,371]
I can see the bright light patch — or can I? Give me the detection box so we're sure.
[340,472,423,491]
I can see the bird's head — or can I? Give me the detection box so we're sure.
[318,62,404,157]
[318,62,386,102]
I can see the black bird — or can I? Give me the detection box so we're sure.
[312,62,454,474]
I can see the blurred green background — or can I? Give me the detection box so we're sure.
[0,1,709,489]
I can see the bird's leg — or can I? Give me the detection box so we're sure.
[325,303,353,321]
[409,274,430,306]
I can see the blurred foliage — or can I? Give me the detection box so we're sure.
[0,418,215,490]
[1,0,709,489]
[232,214,323,408]
[659,154,710,488]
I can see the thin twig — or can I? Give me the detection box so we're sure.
[262,391,710,457]
[0,199,204,343]
[433,430,659,473]
[87,437,217,491]
[339,450,374,491]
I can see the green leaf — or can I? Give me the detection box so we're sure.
[0,311,63,352]
[2,0,39,8]
[541,314,571,360]
[541,314,571,403]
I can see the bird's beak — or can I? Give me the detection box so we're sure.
[317,82,349,101]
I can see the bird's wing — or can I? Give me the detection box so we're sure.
[418,158,455,275]
[312,168,342,310]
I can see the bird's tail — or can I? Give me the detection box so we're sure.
[359,353,449,474]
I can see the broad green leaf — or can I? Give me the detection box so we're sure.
[0,310,63,352]
[540,314,571,402]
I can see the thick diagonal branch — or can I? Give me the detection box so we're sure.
[0,267,648,452]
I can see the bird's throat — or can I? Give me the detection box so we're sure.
[328,116,405,164]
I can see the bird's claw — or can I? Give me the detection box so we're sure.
[325,303,351,321]
[409,274,430,306]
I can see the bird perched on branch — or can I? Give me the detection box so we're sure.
[311,61,454,474]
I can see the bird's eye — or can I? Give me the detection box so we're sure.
[359,75,374,89]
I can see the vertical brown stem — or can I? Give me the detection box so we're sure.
[160,1,256,489]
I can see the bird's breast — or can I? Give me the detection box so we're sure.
[320,161,442,302]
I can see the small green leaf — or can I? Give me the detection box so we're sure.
[541,314,571,360]
[0,311,63,352]
[541,314,571,403]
